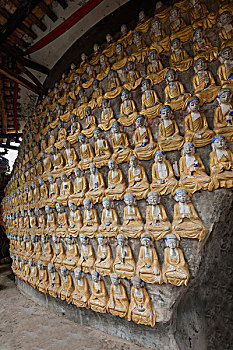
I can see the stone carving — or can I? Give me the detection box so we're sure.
[95,233,113,276]
[98,197,120,237]
[89,270,108,313]
[71,268,90,308]
[113,233,136,278]
[107,273,129,318]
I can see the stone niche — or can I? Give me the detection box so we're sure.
[4,0,233,349]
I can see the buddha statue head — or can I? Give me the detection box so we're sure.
[138,10,146,23]
[83,198,93,211]
[80,233,89,245]
[74,167,82,179]
[193,26,204,42]
[102,196,112,211]
[93,80,99,91]
[148,49,158,62]
[124,193,135,207]
[115,43,124,56]
[133,31,142,46]
[70,63,76,70]
[106,33,113,44]
[81,52,87,63]
[183,142,195,156]
[217,88,232,104]
[110,272,120,286]
[151,17,161,32]
[129,155,139,169]
[61,265,68,277]
[62,82,68,92]
[68,201,76,212]
[48,174,55,185]
[52,233,58,244]
[55,202,64,214]
[219,10,232,27]
[94,128,102,140]
[131,275,143,289]
[165,233,178,248]
[102,98,109,109]
[65,235,73,245]
[187,96,200,112]
[121,24,128,36]
[147,191,160,205]
[74,73,81,84]
[190,0,201,9]
[141,232,153,247]
[169,6,180,21]
[97,233,107,247]
[85,106,92,118]
[220,46,232,62]
[86,64,94,76]
[90,163,97,175]
[79,88,85,100]
[126,61,135,72]
[62,139,70,150]
[155,150,166,164]
[74,267,83,280]
[99,54,107,65]
[47,263,55,274]
[166,69,176,83]
[78,133,87,145]
[135,115,145,128]
[171,38,181,51]
[174,187,190,203]
[108,159,117,171]
[93,43,100,54]
[121,89,130,102]
[111,121,121,134]
[211,135,226,151]
[91,270,100,283]
[141,78,151,92]
[194,57,206,73]
[160,105,172,120]
[45,204,51,215]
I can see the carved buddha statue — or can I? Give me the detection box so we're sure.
[80,198,99,238]
[170,38,193,72]
[68,200,83,236]
[94,128,112,168]
[38,177,49,208]
[95,233,113,276]
[118,89,138,127]
[62,140,79,175]
[47,174,59,208]
[56,203,69,237]
[77,233,95,273]
[150,17,170,53]
[96,54,111,81]
[89,270,108,314]
[131,31,148,63]
[120,193,144,239]
[105,160,126,201]
[192,26,218,62]
[217,47,233,90]
[105,69,123,99]
[98,196,120,237]
[56,172,73,206]
[45,204,56,235]
[113,233,136,279]
[28,258,39,289]
[78,133,95,171]
[126,156,150,200]
[141,79,162,119]
[59,266,74,303]
[67,114,81,145]
[63,235,80,271]
[133,115,156,161]
[47,263,61,298]
[40,235,53,266]
[74,88,88,120]
[111,122,133,164]
[69,167,88,206]
[71,268,90,308]
[214,88,233,142]
[98,98,116,131]
[218,10,233,48]
[31,234,42,262]
[54,120,67,150]
[37,261,49,294]
[82,106,97,139]
[107,273,129,318]
[51,234,65,269]
[85,164,106,204]
[112,43,128,71]
[89,80,103,109]
[51,146,65,177]
[124,61,142,91]
[146,49,167,85]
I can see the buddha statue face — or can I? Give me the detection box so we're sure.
[219,89,232,104]
[102,98,109,108]
[126,61,134,72]
[74,268,82,280]
[183,142,195,155]
[188,98,200,112]
[141,235,152,247]
[94,128,102,139]
[133,32,141,45]
[166,234,178,249]
[155,151,165,163]
[81,53,87,62]
[171,38,181,51]
[84,199,92,211]
[147,192,159,205]
[194,27,203,41]
[45,205,51,214]
[142,79,151,91]
[124,194,135,206]
[138,10,146,22]
[121,24,127,36]
[220,47,232,61]
[190,0,200,8]
[121,89,129,102]
[93,80,99,90]
[102,197,111,210]
[106,33,113,43]
[93,43,100,54]
[175,188,189,203]
[195,58,205,72]
[213,136,226,150]
[74,167,82,178]
[129,156,138,168]
[135,116,145,128]
[52,233,58,243]
[131,276,142,289]
[148,49,157,61]
[56,203,62,213]
[80,234,88,245]
[160,106,171,120]
[97,235,106,246]
[166,69,176,83]
[78,134,86,144]
[151,18,160,31]
[112,122,120,134]
[68,201,76,211]
[116,43,123,55]
[219,11,232,27]
[85,106,92,117]
[110,273,120,286]
[48,175,54,184]
[108,159,117,171]
[91,271,100,283]
[90,164,97,174]
[48,263,54,274]
[170,7,179,20]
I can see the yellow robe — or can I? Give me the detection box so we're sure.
[113,245,136,278]
[82,115,97,139]
[209,149,233,190]
[141,90,162,119]
[63,244,80,271]
[131,40,148,63]
[218,24,233,48]
[69,176,88,206]
[89,280,108,314]
[118,100,138,127]
[47,182,59,208]
[111,132,133,164]
[214,104,233,142]
[127,165,150,200]
[217,63,233,91]
[95,244,113,276]
[54,128,67,150]
[136,246,162,284]
[47,271,61,298]
[105,169,126,201]
[51,242,65,269]
[40,242,53,266]
[71,277,90,308]
[79,143,95,170]
[89,88,103,109]
[170,48,193,72]
[85,172,106,204]
[120,206,144,239]
[158,120,184,151]
[189,3,216,30]
[150,30,171,53]
[134,126,156,160]
[80,208,100,238]
[38,269,48,294]
[77,244,95,273]
[56,180,73,206]
[67,123,81,144]
[192,70,221,105]
[59,275,74,303]
[128,287,156,327]
[98,107,116,131]
[193,38,219,62]
[107,283,129,318]
[145,204,171,240]
[124,70,142,91]
[184,112,214,147]
[56,212,69,237]
[162,247,190,286]
[111,52,128,70]
[169,20,192,42]
[105,77,123,99]
[94,139,112,168]
[68,210,83,237]
[164,81,191,111]
[98,208,120,237]
[151,160,178,195]
[96,62,110,81]
[146,60,168,85]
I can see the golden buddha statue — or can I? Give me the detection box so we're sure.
[89,270,108,314]
[107,273,129,318]
[105,70,123,99]
[37,261,48,294]
[63,235,80,271]
[31,235,42,262]
[78,133,95,171]
[146,49,168,85]
[89,80,103,109]
[35,208,46,236]
[135,10,152,33]
[56,203,69,237]
[24,234,34,261]
[105,160,126,201]
[67,116,81,145]
[38,177,48,208]
[102,33,115,57]
[80,198,99,238]
[184,96,214,147]
[76,53,88,75]
[98,98,116,131]
[40,235,53,266]
[118,24,133,49]
[59,266,74,303]
[128,276,156,327]
[82,106,97,139]
[218,10,233,48]
[69,167,88,206]
[136,233,162,284]
[85,164,106,204]
[179,142,211,194]
[47,175,59,208]
[158,105,184,151]
[170,38,193,72]
[214,88,233,142]
[56,172,73,207]
[71,268,90,308]
[141,79,162,119]
[169,7,192,42]
[120,193,144,239]
[51,234,65,269]
[133,115,156,161]
[209,135,233,191]
[82,64,96,89]
[28,258,39,289]
[131,31,148,63]
[164,69,191,111]
[172,187,208,241]
[45,204,56,236]
[51,146,65,178]
[112,43,128,70]
[150,17,170,53]
[94,128,112,168]
[162,234,190,286]
[127,156,150,200]
[95,234,113,276]
[124,61,142,91]
[47,263,61,298]
[113,233,136,278]
[192,58,221,105]
[118,89,138,127]
[151,151,178,195]
[189,0,216,30]
[96,54,110,81]
[192,27,218,62]
[98,196,120,237]
[41,152,53,180]
[77,233,95,273]
[74,89,88,120]
[111,122,133,164]
[217,47,233,90]
[54,120,67,150]
[145,192,171,240]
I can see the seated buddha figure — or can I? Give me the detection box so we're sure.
[158,105,184,152]
[124,61,142,91]
[82,106,97,139]
[31,234,42,263]
[41,152,53,180]
[111,122,133,164]
[120,193,144,239]
[98,196,120,237]
[35,208,46,235]
[76,52,88,75]
[78,133,95,171]
[135,10,152,33]
[189,0,216,30]
[162,233,190,286]
[192,58,221,105]
[131,31,148,63]
[105,70,123,99]
[172,187,208,241]
[47,174,59,208]
[37,261,48,294]
[40,235,53,266]
[89,270,108,314]
[51,146,65,178]
[55,203,69,237]
[118,23,133,48]
[169,7,192,42]
[74,89,88,120]
[218,10,233,48]
[28,259,39,289]
[94,128,112,168]
[47,263,61,298]
[149,17,170,53]
[127,156,150,200]
[170,38,193,72]
[96,54,111,82]
[67,115,81,145]
[107,273,129,318]
[112,43,128,71]
[209,135,233,191]
[68,201,82,236]
[118,89,138,127]
[146,49,168,85]
[217,47,233,91]
[71,268,90,308]
[51,234,65,270]
[89,80,103,109]
[184,96,214,147]
[164,69,191,111]
[192,27,218,63]
[24,234,34,260]
[63,140,79,175]
[151,151,178,196]
[98,98,116,131]
[59,266,74,303]
[128,276,156,327]
[85,164,106,204]
[69,167,88,206]
[113,233,136,279]
[145,192,171,240]
[82,64,96,89]
[63,235,80,271]
[56,172,73,207]
[95,233,113,276]
[105,160,126,201]
[73,74,83,97]
[141,79,162,119]
[179,142,210,194]
[133,115,156,161]
[38,177,48,209]
[214,88,233,142]
[54,120,67,150]
[136,233,162,284]
[45,204,56,235]
[77,233,95,273]
[80,198,99,238]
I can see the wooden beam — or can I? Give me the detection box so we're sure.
[38,1,58,22]
[0,75,7,134]
[17,62,45,89]
[56,0,68,9]
[22,57,50,75]
[28,13,47,31]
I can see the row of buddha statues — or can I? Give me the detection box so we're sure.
[5,190,208,241]
[10,231,190,327]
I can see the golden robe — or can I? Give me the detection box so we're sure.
[118,100,138,127]
[127,165,150,200]
[145,204,171,240]
[80,208,100,238]
[162,247,190,286]
[158,120,184,151]
[105,169,126,201]
[69,176,88,206]
[94,139,112,168]
[89,280,108,314]
[134,126,156,160]
[98,107,116,131]
[170,48,193,72]
[184,112,214,147]
[82,115,97,139]
[164,81,191,111]
[141,90,162,118]
[193,38,219,62]
[128,287,156,327]
[85,172,106,204]
[151,160,178,195]
[146,60,168,85]
[71,277,90,308]
[192,70,221,105]
[111,132,133,164]
[136,246,162,284]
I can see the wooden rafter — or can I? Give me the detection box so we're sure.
[38,1,57,22]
